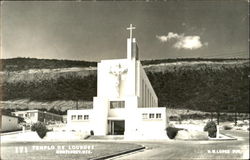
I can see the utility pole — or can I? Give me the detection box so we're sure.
[217,112,220,125]
[234,111,237,126]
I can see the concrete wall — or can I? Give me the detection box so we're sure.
[125,107,168,139]
[108,108,126,119]
[93,97,109,135]
[1,115,20,132]
[124,96,139,136]
[67,109,94,133]
[68,98,109,135]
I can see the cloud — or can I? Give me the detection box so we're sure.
[156,32,181,42]
[156,32,207,50]
[156,35,168,42]
[174,36,202,50]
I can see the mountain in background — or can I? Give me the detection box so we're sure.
[0,57,249,113]
[0,57,97,71]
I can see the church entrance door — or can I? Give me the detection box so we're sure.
[109,120,125,135]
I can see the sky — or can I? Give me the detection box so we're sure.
[1,0,249,61]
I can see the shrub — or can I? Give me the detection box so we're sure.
[191,113,201,119]
[31,122,48,139]
[204,121,217,138]
[166,127,183,139]
[90,130,94,135]
[226,116,234,122]
[169,116,180,121]
[31,123,39,131]
[223,125,232,130]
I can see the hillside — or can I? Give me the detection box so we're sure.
[0,67,96,83]
[0,58,249,113]
[0,58,247,83]
[146,61,249,112]
[0,57,97,71]
[0,100,93,112]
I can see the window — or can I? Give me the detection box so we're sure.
[78,115,82,120]
[149,113,154,119]
[156,113,161,119]
[71,115,76,120]
[142,113,148,119]
[84,115,89,120]
[110,101,125,109]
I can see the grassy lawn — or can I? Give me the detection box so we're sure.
[1,141,143,160]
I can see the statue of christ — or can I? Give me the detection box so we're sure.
[109,64,128,97]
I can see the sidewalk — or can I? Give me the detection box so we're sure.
[0,130,24,136]
[1,130,237,144]
[0,130,90,143]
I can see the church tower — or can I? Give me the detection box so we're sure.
[67,24,167,139]
[127,24,139,60]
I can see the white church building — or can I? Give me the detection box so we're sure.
[67,25,169,139]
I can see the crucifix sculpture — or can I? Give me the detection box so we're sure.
[109,64,128,97]
[126,24,136,39]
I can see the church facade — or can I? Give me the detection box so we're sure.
[67,25,168,139]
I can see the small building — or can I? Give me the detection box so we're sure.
[67,25,169,139]
[12,110,63,124]
[0,114,21,132]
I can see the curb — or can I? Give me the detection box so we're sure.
[0,138,149,144]
[0,130,24,136]
[90,146,146,160]
[208,133,237,141]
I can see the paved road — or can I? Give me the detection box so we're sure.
[1,130,248,160]
[114,130,249,160]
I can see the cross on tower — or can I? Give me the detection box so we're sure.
[126,24,136,39]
